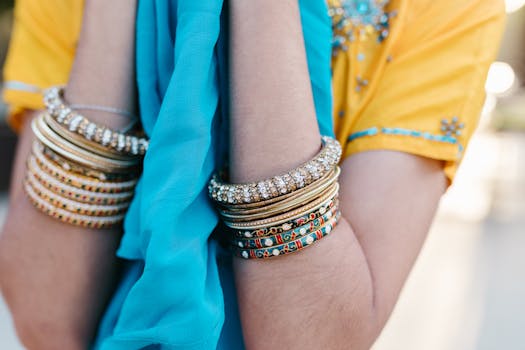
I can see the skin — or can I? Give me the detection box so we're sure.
[0,1,136,349]
[0,1,447,349]
[229,1,447,349]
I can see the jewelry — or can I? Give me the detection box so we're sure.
[233,212,340,259]
[27,156,134,205]
[223,183,339,230]
[209,136,342,205]
[220,166,340,221]
[43,86,148,156]
[233,206,337,249]
[24,180,125,229]
[32,141,137,193]
[25,172,129,216]
[232,198,338,238]
[33,114,138,173]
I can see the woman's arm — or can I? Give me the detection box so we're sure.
[0,1,136,348]
[229,1,446,349]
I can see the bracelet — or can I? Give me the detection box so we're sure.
[233,198,338,239]
[41,144,135,181]
[232,206,338,249]
[69,103,138,120]
[33,114,139,173]
[43,86,148,156]
[24,180,125,229]
[209,136,342,205]
[25,172,129,216]
[27,156,134,205]
[32,141,137,193]
[220,166,340,221]
[233,212,340,259]
[223,183,339,230]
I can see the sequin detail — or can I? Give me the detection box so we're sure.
[329,0,396,55]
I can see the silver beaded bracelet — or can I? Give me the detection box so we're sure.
[208,136,342,205]
[43,86,148,156]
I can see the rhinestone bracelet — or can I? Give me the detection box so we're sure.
[43,86,148,156]
[233,212,340,259]
[209,136,342,205]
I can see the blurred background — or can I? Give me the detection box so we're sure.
[0,1,524,349]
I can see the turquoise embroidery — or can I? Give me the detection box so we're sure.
[347,125,465,158]
[440,116,465,137]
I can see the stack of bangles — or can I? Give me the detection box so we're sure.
[208,136,343,259]
[23,86,149,229]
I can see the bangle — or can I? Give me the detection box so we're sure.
[223,183,339,230]
[33,114,139,173]
[209,136,342,205]
[32,141,137,193]
[43,86,148,156]
[232,198,338,239]
[25,172,129,216]
[24,180,125,229]
[27,156,134,205]
[233,212,340,259]
[220,166,340,221]
[232,205,338,249]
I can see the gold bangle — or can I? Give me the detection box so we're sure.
[25,172,129,216]
[27,156,134,205]
[223,183,339,230]
[219,167,340,221]
[32,141,137,193]
[33,114,138,173]
[24,180,125,229]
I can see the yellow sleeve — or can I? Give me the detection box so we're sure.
[336,0,506,183]
[2,0,83,132]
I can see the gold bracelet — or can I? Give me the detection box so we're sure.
[33,114,138,173]
[219,167,340,221]
[27,156,134,205]
[32,141,137,194]
[223,183,339,230]
[24,180,125,229]
[25,172,129,216]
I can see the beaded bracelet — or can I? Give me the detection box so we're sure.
[24,180,125,229]
[27,156,134,205]
[209,136,342,205]
[233,212,340,259]
[232,198,338,239]
[232,206,338,249]
[32,141,137,194]
[25,172,129,216]
[43,87,148,156]
[223,183,339,230]
[219,166,340,220]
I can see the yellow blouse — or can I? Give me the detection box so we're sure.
[2,0,505,182]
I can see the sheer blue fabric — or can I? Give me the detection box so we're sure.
[94,1,333,349]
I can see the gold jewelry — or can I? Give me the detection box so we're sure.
[32,141,137,193]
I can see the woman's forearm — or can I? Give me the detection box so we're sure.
[0,2,137,348]
[229,1,371,348]
[229,1,446,349]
